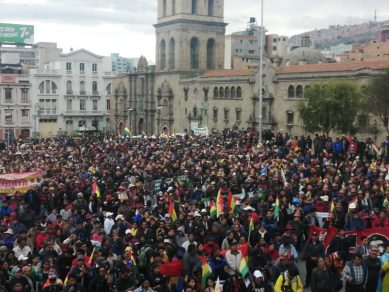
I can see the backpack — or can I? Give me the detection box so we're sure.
[281,274,294,292]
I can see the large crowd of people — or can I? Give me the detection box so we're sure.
[0,131,388,292]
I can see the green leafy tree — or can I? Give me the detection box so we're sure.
[364,69,389,135]
[297,81,363,136]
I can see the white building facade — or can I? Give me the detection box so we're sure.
[30,49,113,137]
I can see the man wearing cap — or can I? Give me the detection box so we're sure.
[247,270,272,292]
[175,226,187,247]
[302,232,324,288]
[9,266,32,292]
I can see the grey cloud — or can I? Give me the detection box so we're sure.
[0,0,155,28]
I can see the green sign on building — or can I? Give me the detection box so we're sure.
[0,23,34,44]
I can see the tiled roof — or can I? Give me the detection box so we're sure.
[201,69,255,78]
[276,59,389,74]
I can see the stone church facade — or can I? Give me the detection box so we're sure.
[110,0,389,141]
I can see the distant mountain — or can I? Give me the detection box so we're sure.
[290,20,389,49]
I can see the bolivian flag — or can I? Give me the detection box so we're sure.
[227,191,237,216]
[123,127,131,136]
[249,215,255,232]
[210,200,217,218]
[239,257,249,278]
[216,190,224,218]
[92,182,100,198]
[201,261,212,288]
[169,197,177,222]
[348,197,358,210]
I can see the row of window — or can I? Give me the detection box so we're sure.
[66,99,100,111]
[213,86,243,98]
[287,85,310,98]
[38,80,112,96]
[160,37,216,70]
[37,99,57,113]
[212,108,241,121]
[162,0,214,17]
[0,109,30,125]
[1,88,29,102]
[66,81,99,95]
[66,62,98,73]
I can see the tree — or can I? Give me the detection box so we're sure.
[364,69,389,135]
[297,81,363,136]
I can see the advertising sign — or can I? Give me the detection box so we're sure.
[0,171,42,194]
[0,23,34,44]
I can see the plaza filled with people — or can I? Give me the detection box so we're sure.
[0,131,388,292]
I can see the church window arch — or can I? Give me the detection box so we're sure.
[163,0,167,17]
[213,87,218,98]
[190,37,199,69]
[208,0,215,16]
[172,0,175,14]
[237,86,242,98]
[231,87,236,98]
[191,0,198,14]
[288,85,295,98]
[296,85,303,98]
[160,39,166,70]
[207,38,216,69]
[225,87,230,98]
[169,38,176,70]
[219,87,224,98]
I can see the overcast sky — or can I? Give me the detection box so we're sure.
[0,0,388,63]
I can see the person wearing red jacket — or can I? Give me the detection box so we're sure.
[371,211,389,228]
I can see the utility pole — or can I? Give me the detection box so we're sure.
[258,0,264,143]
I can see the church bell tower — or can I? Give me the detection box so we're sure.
[154,0,227,72]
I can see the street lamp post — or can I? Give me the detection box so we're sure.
[258,0,264,143]
[128,108,134,134]
[33,103,42,139]
[5,105,11,148]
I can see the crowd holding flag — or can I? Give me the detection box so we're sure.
[201,260,212,289]
[348,197,358,210]
[122,126,131,136]
[209,200,217,218]
[216,190,224,218]
[92,181,101,198]
[274,195,280,220]
[169,197,177,222]
[227,191,237,215]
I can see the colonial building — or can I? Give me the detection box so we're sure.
[30,49,113,137]
[112,0,269,136]
[271,59,389,140]
[0,61,32,141]
[110,0,389,141]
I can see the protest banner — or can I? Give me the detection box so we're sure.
[193,127,209,136]
[308,225,389,254]
[0,171,42,194]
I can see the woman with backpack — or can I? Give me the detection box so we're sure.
[274,265,303,292]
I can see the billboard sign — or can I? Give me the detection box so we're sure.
[0,23,34,44]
